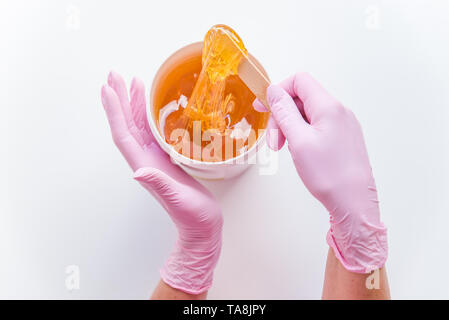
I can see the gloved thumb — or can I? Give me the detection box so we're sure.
[133,167,182,208]
[267,84,309,145]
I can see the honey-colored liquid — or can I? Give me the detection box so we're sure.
[154,25,269,162]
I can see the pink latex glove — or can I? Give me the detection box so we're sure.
[101,71,223,294]
[254,72,388,273]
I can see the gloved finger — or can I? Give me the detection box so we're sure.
[267,84,309,145]
[107,71,145,146]
[278,79,308,123]
[266,116,286,151]
[280,72,341,123]
[130,77,154,146]
[101,84,145,171]
[134,167,182,211]
[252,98,286,150]
[252,98,269,112]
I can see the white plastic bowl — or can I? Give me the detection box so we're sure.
[148,42,269,180]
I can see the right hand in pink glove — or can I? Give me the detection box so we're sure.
[254,73,387,273]
[101,71,223,294]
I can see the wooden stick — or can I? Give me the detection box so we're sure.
[224,33,271,111]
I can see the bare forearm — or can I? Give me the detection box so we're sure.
[322,248,390,300]
[151,280,207,300]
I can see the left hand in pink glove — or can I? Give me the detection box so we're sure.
[101,71,223,294]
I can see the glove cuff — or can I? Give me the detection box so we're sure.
[160,231,222,295]
[326,220,388,274]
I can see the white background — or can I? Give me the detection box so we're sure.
[1,0,448,299]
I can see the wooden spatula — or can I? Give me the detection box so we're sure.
[223,33,271,111]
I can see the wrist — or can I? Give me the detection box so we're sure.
[326,209,388,274]
[161,217,223,294]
